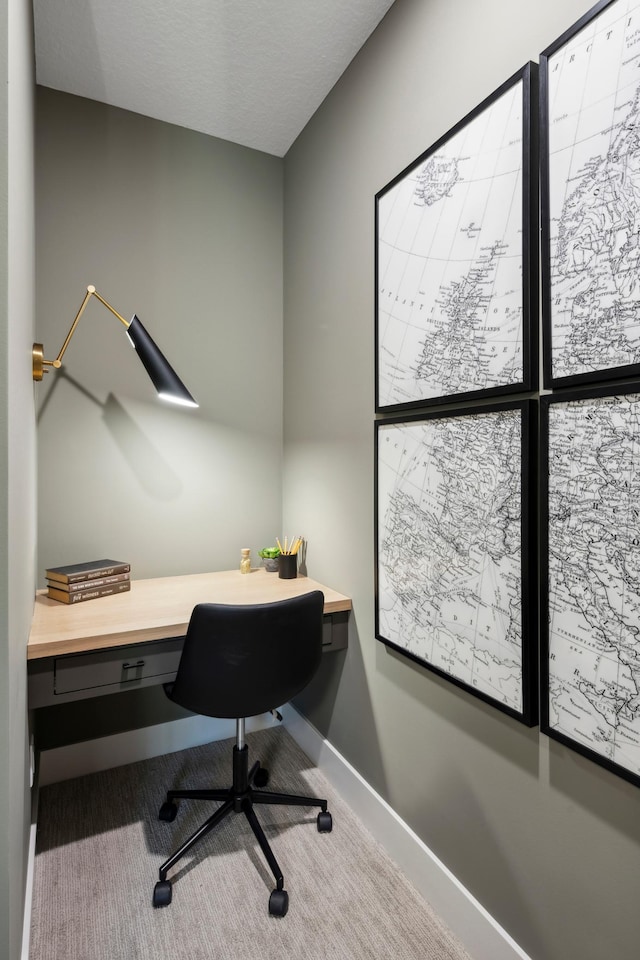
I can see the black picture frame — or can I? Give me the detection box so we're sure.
[541,383,640,786]
[375,62,538,413]
[375,399,538,726]
[540,0,640,389]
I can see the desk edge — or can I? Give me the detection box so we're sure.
[27,596,352,660]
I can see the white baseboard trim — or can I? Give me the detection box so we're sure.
[38,712,279,787]
[21,761,40,960]
[20,816,37,960]
[281,703,531,960]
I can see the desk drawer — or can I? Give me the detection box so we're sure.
[28,614,348,709]
[322,611,348,651]
[54,638,184,695]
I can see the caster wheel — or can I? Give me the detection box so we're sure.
[159,801,178,822]
[317,810,333,832]
[269,888,289,917]
[153,880,172,908]
[254,766,269,788]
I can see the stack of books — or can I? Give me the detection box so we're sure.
[45,559,131,604]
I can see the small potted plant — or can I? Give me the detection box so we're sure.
[258,546,281,572]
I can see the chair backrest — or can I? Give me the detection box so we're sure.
[167,590,325,719]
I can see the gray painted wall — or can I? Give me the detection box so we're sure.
[2,1,36,959]
[284,1,640,959]
[0,3,8,945]
[34,89,285,743]
[36,89,284,588]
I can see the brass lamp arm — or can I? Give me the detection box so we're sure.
[33,285,131,381]
[32,283,198,406]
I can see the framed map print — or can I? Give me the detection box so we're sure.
[541,385,640,786]
[375,400,537,725]
[375,62,538,412]
[541,0,640,388]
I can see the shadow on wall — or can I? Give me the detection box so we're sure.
[547,736,640,844]
[293,608,390,799]
[37,371,182,498]
[103,393,182,499]
[380,640,640,958]
[427,764,548,960]
[382,640,640,843]
[33,682,192,753]
[378,645,546,957]
[380,642,539,778]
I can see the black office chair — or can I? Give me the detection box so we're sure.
[152,590,332,916]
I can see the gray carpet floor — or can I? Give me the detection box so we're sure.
[30,727,473,960]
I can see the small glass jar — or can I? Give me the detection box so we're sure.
[240,548,251,574]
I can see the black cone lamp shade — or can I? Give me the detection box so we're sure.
[127,315,198,407]
[32,284,198,408]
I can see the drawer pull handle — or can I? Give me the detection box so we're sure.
[122,660,145,670]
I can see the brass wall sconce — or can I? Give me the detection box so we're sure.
[32,285,198,408]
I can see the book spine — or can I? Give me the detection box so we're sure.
[48,563,131,584]
[47,572,130,593]
[47,581,132,604]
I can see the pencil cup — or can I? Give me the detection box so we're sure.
[278,554,297,579]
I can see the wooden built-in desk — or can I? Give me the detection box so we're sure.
[28,569,351,709]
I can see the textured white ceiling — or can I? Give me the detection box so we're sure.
[32,0,396,157]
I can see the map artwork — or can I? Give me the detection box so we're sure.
[376,70,529,410]
[376,406,526,716]
[545,391,640,781]
[544,0,640,384]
